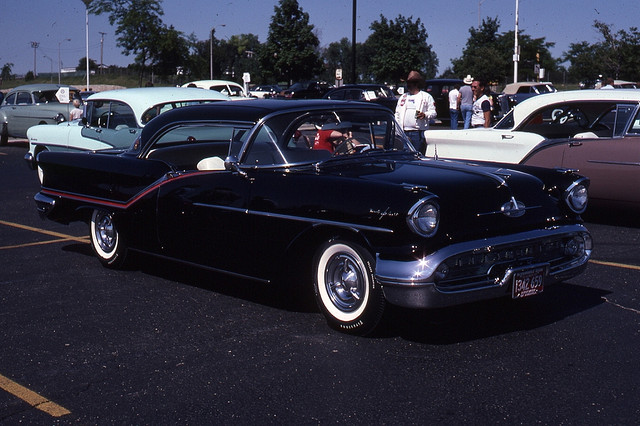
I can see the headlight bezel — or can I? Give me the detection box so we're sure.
[407,196,440,237]
[564,178,589,214]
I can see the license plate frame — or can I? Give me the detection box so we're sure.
[512,266,547,299]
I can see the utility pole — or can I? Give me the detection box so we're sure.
[31,42,39,76]
[99,32,106,74]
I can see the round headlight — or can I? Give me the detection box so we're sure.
[407,198,439,237]
[565,181,588,213]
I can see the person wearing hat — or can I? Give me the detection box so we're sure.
[458,74,474,129]
[395,70,436,153]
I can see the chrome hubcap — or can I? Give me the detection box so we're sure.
[325,253,365,312]
[94,212,116,253]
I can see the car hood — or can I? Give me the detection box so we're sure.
[318,155,568,241]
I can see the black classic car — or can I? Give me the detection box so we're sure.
[34,100,592,335]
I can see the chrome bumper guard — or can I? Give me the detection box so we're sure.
[376,224,592,309]
[34,192,57,218]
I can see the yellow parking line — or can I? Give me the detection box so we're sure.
[0,373,71,417]
[0,220,88,244]
[589,259,640,271]
[0,237,89,250]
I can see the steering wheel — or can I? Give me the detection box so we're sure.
[333,137,370,155]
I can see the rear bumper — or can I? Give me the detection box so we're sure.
[376,224,592,309]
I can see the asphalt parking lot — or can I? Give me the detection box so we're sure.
[1,140,639,423]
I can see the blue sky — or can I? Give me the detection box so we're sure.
[2,0,639,79]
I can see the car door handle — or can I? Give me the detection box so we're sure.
[502,135,514,139]
[569,142,582,147]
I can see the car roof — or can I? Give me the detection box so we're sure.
[510,89,640,125]
[502,82,555,94]
[141,99,390,141]
[6,83,80,93]
[86,87,230,119]
[181,80,244,89]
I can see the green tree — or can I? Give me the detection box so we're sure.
[88,0,166,86]
[153,25,190,82]
[258,0,322,84]
[364,15,438,84]
[563,41,600,83]
[1,63,13,84]
[452,18,507,84]
[452,17,557,86]
[78,57,98,72]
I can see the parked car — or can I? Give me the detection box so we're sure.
[422,78,464,126]
[323,84,398,111]
[34,99,592,335]
[182,80,251,99]
[249,84,282,99]
[24,87,230,176]
[280,81,331,99]
[425,89,640,209]
[497,82,557,117]
[1,84,80,145]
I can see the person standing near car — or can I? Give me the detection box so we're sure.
[471,79,492,128]
[449,84,460,129]
[395,70,436,153]
[458,75,474,129]
[69,98,83,121]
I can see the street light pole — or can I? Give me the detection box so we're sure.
[31,42,39,76]
[513,0,519,83]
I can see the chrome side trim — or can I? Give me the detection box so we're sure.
[192,202,394,234]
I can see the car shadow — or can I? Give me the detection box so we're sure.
[60,243,607,341]
[375,282,609,343]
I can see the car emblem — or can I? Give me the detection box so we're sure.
[501,197,526,217]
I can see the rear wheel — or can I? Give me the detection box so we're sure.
[313,240,385,335]
[90,209,128,268]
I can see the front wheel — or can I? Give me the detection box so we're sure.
[313,240,385,335]
[90,209,128,268]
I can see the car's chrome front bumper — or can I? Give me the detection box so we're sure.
[376,224,592,309]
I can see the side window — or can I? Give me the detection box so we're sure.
[16,92,32,105]
[147,125,245,170]
[614,105,636,136]
[624,107,640,135]
[243,125,282,166]
[4,93,16,105]
[108,102,136,129]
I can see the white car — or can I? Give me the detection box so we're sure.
[425,89,640,164]
[25,87,229,172]
[181,80,252,99]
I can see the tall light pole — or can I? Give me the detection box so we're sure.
[84,1,90,91]
[351,0,356,84]
[31,42,39,76]
[513,0,520,83]
[58,38,71,84]
[478,0,485,28]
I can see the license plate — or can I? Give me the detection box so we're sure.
[512,267,546,299]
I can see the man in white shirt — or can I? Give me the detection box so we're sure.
[395,70,436,153]
[448,84,460,129]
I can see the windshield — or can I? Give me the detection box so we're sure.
[241,109,414,166]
